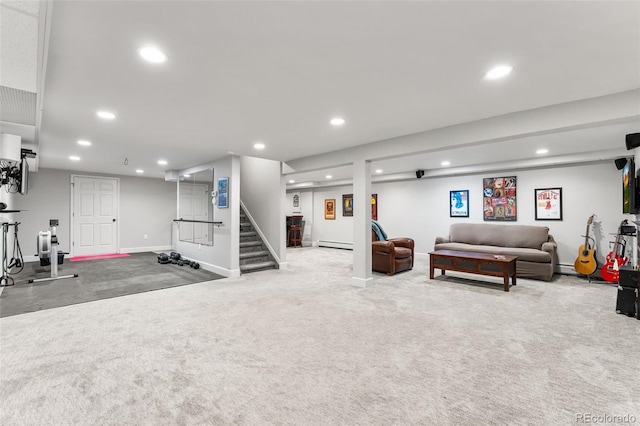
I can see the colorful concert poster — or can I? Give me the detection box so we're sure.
[483,176,516,221]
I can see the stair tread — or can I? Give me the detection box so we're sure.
[239,250,269,259]
[240,231,257,236]
[240,261,276,272]
[240,241,262,247]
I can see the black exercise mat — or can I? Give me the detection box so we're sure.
[0,252,223,318]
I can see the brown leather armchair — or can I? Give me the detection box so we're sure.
[372,228,415,276]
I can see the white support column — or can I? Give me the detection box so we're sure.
[279,170,288,270]
[352,159,372,287]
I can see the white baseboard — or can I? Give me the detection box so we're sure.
[557,264,579,275]
[317,240,354,250]
[352,276,373,288]
[121,246,172,254]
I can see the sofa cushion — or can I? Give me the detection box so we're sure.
[394,247,412,259]
[448,223,549,249]
[434,242,552,263]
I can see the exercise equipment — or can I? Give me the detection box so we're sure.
[29,219,78,283]
[158,251,200,270]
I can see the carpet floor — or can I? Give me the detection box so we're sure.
[0,247,638,425]
[0,252,223,318]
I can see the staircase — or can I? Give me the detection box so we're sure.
[239,206,277,273]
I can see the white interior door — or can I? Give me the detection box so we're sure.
[72,176,119,256]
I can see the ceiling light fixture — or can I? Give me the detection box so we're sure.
[138,46,167,63]
[157,160,168,165]
[254,142,265,150]
[288,179,295,184]
[69,156,80,161]
[375,169,383,174]
[441,161,450,166]
[183,174,191,178]
[136,169,144,174]
[77,140,92,146]
[330,118,346,126]
[96,111,116,120]
[326,175,332,179]
[485,65,513,80]
[536,148,549,155]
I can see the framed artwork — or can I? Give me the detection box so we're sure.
[217,177,229,208]
[342,194,353,217]
[483,176,516,221]
[371,193,378,221]
[292,192,300,208]
[450,190,469,217]
[535,188,563,220]
[324,199,336,220]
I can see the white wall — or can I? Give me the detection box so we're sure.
[310,185,354,245]
[240,156,283,257]
[13,168,176,259]
[297,161,629,272]
[176,155,240,277]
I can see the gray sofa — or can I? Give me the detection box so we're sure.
[434,223,557,281]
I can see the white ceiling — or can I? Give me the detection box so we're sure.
[16,1,640,181]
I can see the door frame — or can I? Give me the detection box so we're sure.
[69,174,121,257]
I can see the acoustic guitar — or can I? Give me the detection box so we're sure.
[574,215,597,275]
[601,220,629,283]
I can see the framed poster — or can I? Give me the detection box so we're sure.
[217,177,229,208]
[450,190,469,217]
[371,193,378,221]
[342,194,353,217]
[324,199,336,220]
[535,188,562,220]
[483,176,516,221]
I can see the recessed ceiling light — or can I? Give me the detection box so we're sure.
[183,174,190,178]
[485,65,513,80]
[136,169,144,174]
[326,175,332,179]
[375,169,383,174]
[138,46,167,63]
[96,111,116,120]
[69,156,80,161]
[330,118,346,126]
[441,161,451,166]
[536,148,549,155]
[254,143,265,150]
[157,160,168,165]
[288,179,295,184]
[77,140,92,146]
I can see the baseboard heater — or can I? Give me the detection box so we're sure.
[317,240,353,250]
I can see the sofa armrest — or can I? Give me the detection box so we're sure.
[541,241,556,255]
[372,240,395,254]
[435,236,449,244]
[387,238,414,251]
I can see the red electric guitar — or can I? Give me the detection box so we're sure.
[600,220,629,283]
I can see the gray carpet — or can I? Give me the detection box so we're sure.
[0,252,223,318]
[0,247,638,425]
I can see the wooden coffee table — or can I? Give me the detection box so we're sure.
[429,250,518,292]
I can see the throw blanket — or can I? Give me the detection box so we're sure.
[372,220,388,241]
